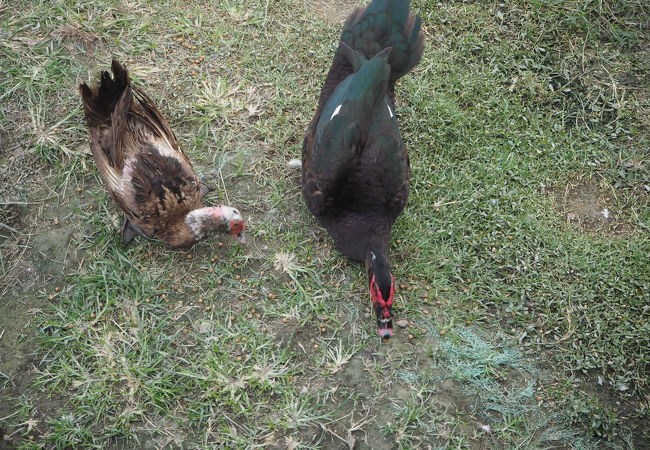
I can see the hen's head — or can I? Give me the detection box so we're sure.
[185,206,246,244]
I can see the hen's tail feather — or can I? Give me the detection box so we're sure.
[79,60,130,128]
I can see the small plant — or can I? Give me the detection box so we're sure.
[566,396,619,439]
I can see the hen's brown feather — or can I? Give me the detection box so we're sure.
[80,61,204,247]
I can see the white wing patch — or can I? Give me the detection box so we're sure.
[330,104,342,120]
[153,139,177,159]
[386,102,394,118]
[119,157,138,194]
[104,166,122,193]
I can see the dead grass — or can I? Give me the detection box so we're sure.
[548,175,638,236]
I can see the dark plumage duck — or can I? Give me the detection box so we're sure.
[302,0,424,339]
[80,61,245,248]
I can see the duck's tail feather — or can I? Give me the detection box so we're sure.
[79,60,130,128]
[341,0,424,85]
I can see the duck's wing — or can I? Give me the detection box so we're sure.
[364,107,409,218]
[303,49,391,215]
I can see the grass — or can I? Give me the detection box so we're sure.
[0,0,648,448]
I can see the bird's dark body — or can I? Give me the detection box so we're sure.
[302,0,423,263]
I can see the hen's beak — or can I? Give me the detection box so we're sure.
[233,232,247,245]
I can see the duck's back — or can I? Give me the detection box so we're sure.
[302,0,422,260]
[306,69,409,261]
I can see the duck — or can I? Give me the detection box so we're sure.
[80,60,245,248]
[302,0,424,340]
